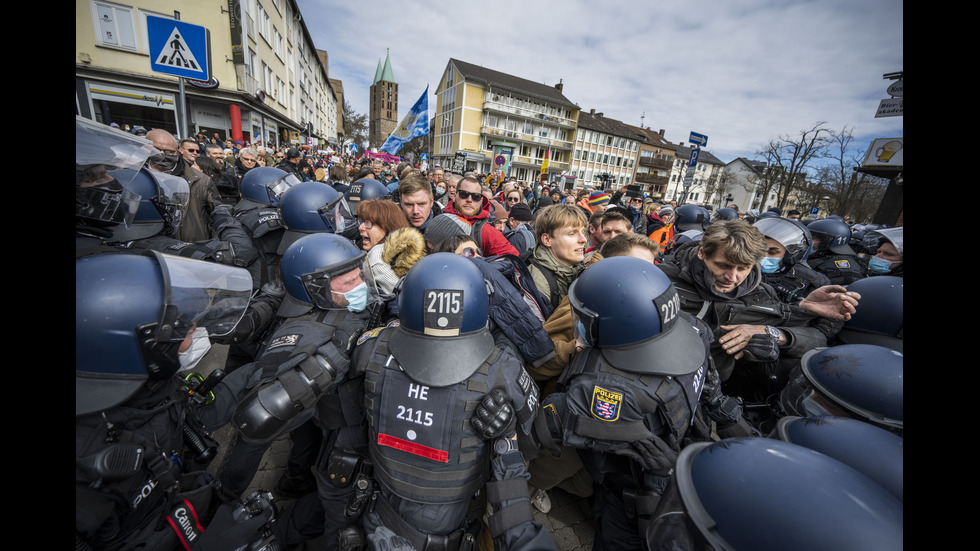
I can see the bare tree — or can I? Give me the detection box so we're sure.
[400,132,430,163]
[811,126,892,222]
[341,101,368,151]
[756,122,832,210]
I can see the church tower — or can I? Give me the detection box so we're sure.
[369,50,398,150]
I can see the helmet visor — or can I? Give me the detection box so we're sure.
[863,227,903,256]
[150,171,190,236]
[318,195,356,233]
[567,279,600,347]
[300,253,378,310]
[754,218,811,259]
[268,172,302,202]
[76,183,141,226]
[155,252,253,341]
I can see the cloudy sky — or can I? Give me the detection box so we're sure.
[296,0,903,166]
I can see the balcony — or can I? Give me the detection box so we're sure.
[638,156,672,170]
[481,126,572,150]
[483,97,576,128]
[635,172,669,186]
[512,154,569,171]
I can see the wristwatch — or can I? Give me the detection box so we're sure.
[494,436,520,456]
[765,326,782,343]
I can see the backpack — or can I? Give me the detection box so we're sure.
[527,258,561,312]
[484,253,555,322]
[503,226,535,262]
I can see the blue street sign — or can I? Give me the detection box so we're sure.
[689,131,708,147]
[147,16,211,80]
[688,147,700,168]
[809,207,820,215]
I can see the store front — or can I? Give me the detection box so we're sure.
[84,81,177,134]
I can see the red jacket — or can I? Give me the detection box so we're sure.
[444,199,520,257]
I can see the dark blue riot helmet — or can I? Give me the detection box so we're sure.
[388,253,495,387]
[240,166,300,207]
[107,168,190,242]
[709,207,739,223]
[673,204,710,232]
[567,256,706,375]
[277,232,376,317]
[755,210,779,219]
[753,216,812,268]
[76,251,252,416]
[345,177,391,216]
[277,181,357,254]
[779,344,903,434]
[645,437,903,551]
[836,276,903,351]
[663,229,703,255]
[808,218,852,251]
[773,416,903,502]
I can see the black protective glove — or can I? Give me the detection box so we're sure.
[615,432,679,474]
[191,501,273,551]
[708,395,758,438]
[741,333,780,362]
[471,388,516,440]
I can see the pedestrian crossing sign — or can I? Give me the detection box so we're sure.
[147,15,210,81]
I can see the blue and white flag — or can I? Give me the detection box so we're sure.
[379,86,429,155]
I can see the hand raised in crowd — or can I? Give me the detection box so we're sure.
[798,285,860,321]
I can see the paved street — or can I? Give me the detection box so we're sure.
[202,344,595,550]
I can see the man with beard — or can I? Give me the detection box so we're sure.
[443,175,518,257]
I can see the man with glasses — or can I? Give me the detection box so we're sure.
[624,193,648,235]
[444,176,519,257]
[178,138,202,169]
[146,129,218,243]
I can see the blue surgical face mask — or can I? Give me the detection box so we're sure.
[868,255,897,275]
[340,281,369,312]
[760,257,782,274]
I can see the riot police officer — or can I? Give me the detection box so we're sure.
[806,217,867,285]
[277,180,358,254]
[532,256,752,551]
[76,116,159,249]
[211,165,300,372]
[753,216,829,303]
[778,344,903,436]
[76,251,277,551]
[224,232,385,551]
[353,252,541,550]
[644,437,903,550]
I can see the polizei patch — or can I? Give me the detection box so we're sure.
[591,386,622,421]
[834,259,852,269]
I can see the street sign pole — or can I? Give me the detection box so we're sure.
[682,131,707,205]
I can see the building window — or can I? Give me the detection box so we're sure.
[92,1,138,51]
[274,27,284,60]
